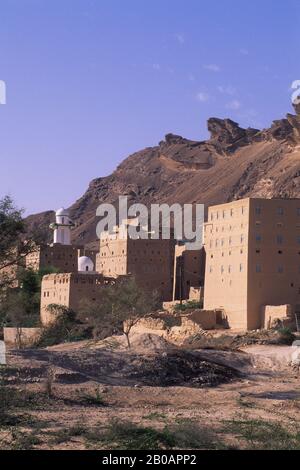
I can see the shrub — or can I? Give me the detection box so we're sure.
[35,307,89,347]
[174,300,203,312]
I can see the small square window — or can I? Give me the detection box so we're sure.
[277,235,283,245]
[277,207,284,216]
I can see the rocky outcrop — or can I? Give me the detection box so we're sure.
[268,101,300,144]
[207,118,260,153]
[286,114,300,143]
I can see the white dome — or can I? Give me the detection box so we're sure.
[56,207,69,217]
[78,256,94,273]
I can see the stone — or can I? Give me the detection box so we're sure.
[270,119,294,141]
[207,117,260,153]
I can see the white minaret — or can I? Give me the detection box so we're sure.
[50,208,74,245]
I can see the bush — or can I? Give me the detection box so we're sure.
[35,307,90,347]
[174,300,203,312]
[275,327,296,345]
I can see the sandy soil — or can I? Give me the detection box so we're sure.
[1,336,300,450]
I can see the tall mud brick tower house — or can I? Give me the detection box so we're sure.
[204,198,300,329]
[96,220,176,301]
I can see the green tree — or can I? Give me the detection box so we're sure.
[111,278,161,348]
[0,196,45,291]
[0,266,60,328]
[78,278,161,348]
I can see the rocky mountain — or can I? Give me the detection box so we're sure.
[26,101,300,249]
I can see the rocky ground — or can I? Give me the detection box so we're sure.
[0,334,300,450]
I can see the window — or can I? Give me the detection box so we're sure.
[230,209,234,217]
[255,207,261,216]
[228,265,232,274]
[277,207,284,216]
[277,266,284,274]
[256,264,262,273]
[240,263,243,273]
[297,208,300,216]
[297,236,300,245]
[229,237,232,246]
[221,266,224,274]
[209,266,213,273]
[277,235,283,245]
[256,234,262,243]
[240,234,244,244]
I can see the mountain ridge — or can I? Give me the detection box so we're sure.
[25,101,300,249]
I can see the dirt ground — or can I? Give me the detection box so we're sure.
[0,334,300,450]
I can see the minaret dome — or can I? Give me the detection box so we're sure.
[49,208,74,245]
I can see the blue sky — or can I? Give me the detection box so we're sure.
[0,0,299,214]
